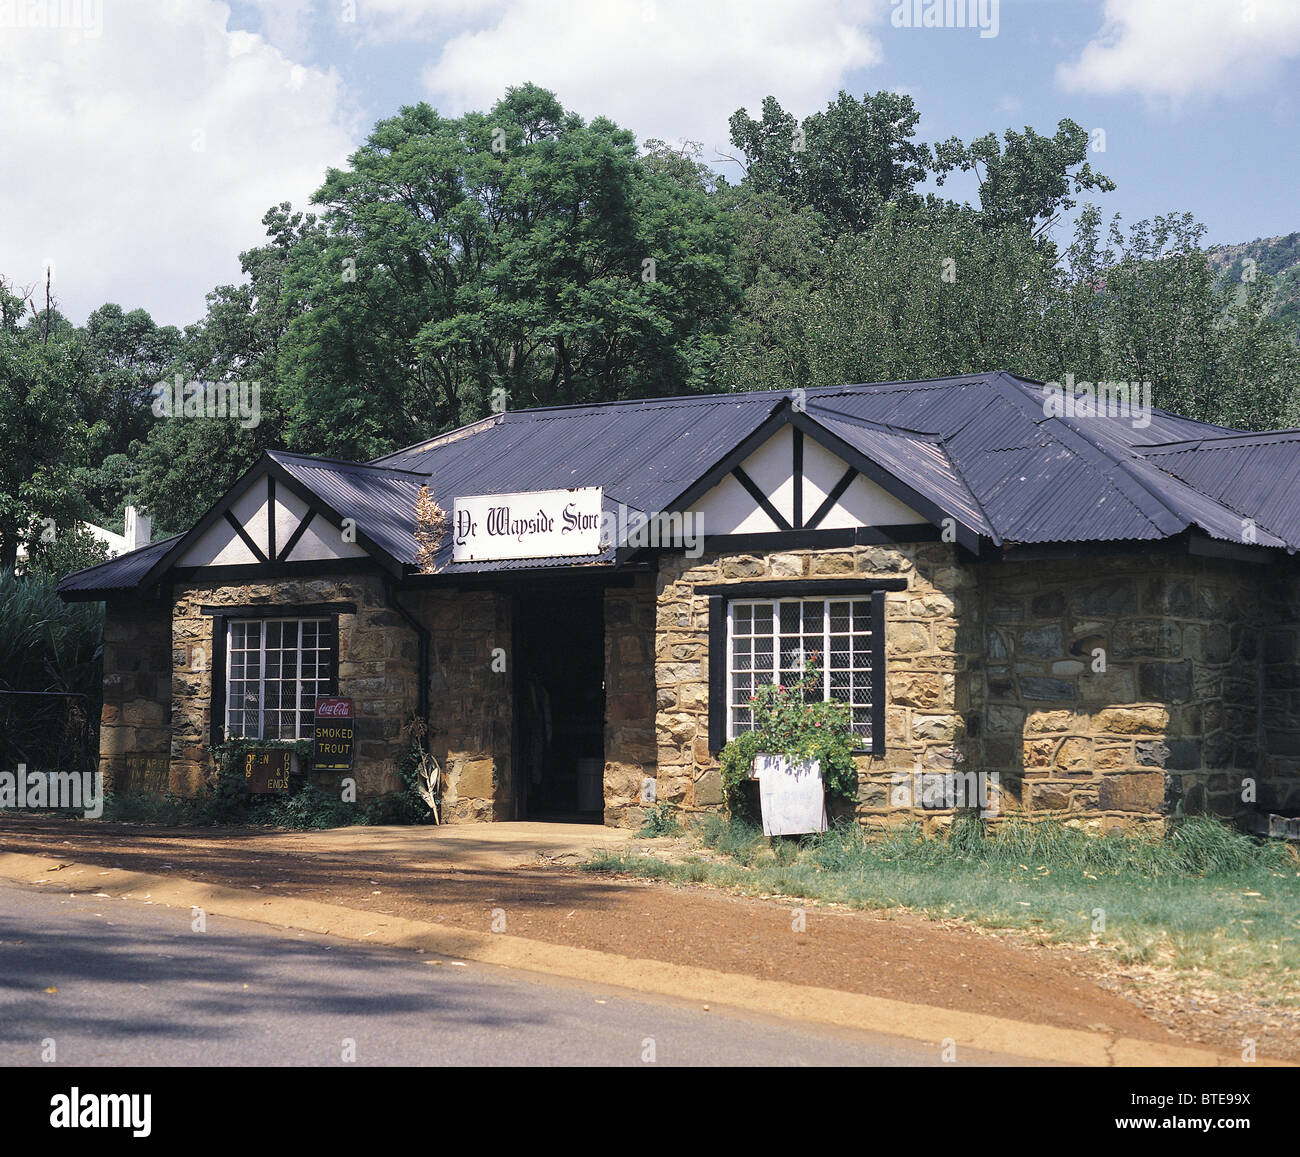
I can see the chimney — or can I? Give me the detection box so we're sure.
[124,506,152,551]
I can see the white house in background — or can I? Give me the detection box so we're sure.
[17,505,152,566]
[86,506,152,558]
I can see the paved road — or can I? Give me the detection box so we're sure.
[0,879,1035,1066]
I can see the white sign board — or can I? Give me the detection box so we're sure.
[750,754,828,837]
[452,487,603,562]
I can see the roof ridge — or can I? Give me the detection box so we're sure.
[370,374,1007,461]
[275,449,427,477]
[992,372,1191,535]
[1139,427,1300,453]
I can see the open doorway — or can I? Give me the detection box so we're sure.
[514,587,605,822]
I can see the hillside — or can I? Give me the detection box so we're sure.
[1207,232,1300,337]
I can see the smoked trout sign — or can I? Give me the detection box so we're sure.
[452,487,602,562]
[312,697,354,772]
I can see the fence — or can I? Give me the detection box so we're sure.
[0,690,97,776]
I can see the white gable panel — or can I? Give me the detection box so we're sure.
[178,518,260,566]
[689,424,926,535]
[737,426,795,525]
[284,516,369,562]
[817,473,923,529]
[232,481,271,556]
[802,438,853,510]
[693,473,780,534]
[274,484,311,547]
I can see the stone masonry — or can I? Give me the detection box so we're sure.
[169,573,418,797]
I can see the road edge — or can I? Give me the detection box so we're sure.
[0,850,1284,1068]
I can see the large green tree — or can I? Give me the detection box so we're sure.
[0,282,92,571]
[274,84,738,461]
[727,91,933,234]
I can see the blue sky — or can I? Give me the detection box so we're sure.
[3,0,1298,326]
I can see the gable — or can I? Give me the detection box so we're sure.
[690,425,924,535]
[176,470,369,568]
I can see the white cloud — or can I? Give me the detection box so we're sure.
[1059,0,1300,101]
[0,0,359,326]
[410,0,885,156]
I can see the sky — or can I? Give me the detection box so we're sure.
[2,0,1298,327]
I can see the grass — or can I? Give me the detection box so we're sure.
[585,815,1300,1003]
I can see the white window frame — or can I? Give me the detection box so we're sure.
[224,616,332,741]
[725,596,877,747]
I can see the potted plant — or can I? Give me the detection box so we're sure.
[718,656,859,832]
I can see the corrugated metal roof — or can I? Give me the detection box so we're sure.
[57,534,183,595]
[270,452,427,566]
[59,371,1300,596]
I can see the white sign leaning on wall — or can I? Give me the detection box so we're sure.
[452,487,604,562]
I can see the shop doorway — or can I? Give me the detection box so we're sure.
[514,588,606,822]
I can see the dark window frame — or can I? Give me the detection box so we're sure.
[705,580,900,755]
[204,604,349,746]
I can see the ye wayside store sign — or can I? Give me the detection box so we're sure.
[453,487,603,562]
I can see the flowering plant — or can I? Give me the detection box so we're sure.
[717,657,860,815]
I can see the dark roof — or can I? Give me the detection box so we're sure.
[56,533,183,595]
[58,371,1300,597]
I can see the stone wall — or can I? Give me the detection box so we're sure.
[652,545,1300,832]
[99,600,173,792]
[414,589,512,822]
[653,543,979,828]
[1255,568,1300,814]
[604,574,658,827]
[170,573,419,797]
[972,554,1300,832]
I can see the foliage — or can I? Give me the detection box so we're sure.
[933,118,1114,237]
[727,90,933,233]
[718,659,859,817]
[22,524,111,580]
[639,803,682,837]
[5,83,1300,545]
[0,287,94,571]
[0,568,102,699]
[273,85,738,462]
[595,816,1300,1001]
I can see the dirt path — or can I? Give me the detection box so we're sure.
[1,814,1226,1057]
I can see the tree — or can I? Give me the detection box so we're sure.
[0,280,91,571]
[727,91,932,234]
[275,85,738,460]
[933,119,1114,237]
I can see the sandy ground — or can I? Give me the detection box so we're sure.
[0,814,1291,1060]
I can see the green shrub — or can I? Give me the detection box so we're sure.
[639,804,682,837]
[718,658,859,816]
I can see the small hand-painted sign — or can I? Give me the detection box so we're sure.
[244,749,292,794]
[312,697,355,772]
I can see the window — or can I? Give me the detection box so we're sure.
[726,596,879,746]
[225,617,335,740]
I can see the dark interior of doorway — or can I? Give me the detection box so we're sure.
[515,587,605,822]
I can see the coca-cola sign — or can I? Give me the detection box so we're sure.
[313,697,354,772]
[315,698,352,718]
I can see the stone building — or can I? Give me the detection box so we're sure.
[59,372,1300,832]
